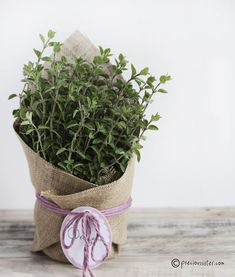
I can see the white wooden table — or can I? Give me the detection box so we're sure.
[1,208,235,277]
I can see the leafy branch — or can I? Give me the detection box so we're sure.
[9,30,171,185]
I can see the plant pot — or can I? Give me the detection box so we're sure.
[14,121,135,262]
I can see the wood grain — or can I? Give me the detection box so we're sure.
[0,208,235,276]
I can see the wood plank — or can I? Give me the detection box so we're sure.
[0,208,235,276]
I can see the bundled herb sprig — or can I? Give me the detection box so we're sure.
[9,30,171,184]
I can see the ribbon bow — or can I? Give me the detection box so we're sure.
[61,210,109,277]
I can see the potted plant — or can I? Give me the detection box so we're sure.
[9,30,170,275]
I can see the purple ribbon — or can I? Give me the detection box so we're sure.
[37,195,132,277]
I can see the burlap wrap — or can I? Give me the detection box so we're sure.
[13,31,135,262]
[14,124,134,262]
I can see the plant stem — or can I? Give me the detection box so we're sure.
[30,120,46,159]
[68,100,85,161]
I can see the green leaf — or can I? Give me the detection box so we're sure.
[44,86,56,93]
[98,46,104,54]
[143,91,150,100]
[25,111,32,121]
[84,123,95,131]
[135,77,144,86]
[88,132,94,139]
[8,94,17,100]
[135,143,143,150]
[158,88,168,93]
[147,76,155,83]
[39,34,45,43]
[148,124,159,130]
[107,134,112,144]
[117,161,126,172]
[151,113,161,121]
[67,123,79,129]
[94,56,103,65]
[73,109,79,118]
[73,163,83,169]
[91,145,100,156]
[140,67,149,76]
[117,121,126,129]
[115,148,125,155]
[56,148,67,155]
[57,162,67,170]
[53,42,61,53]
[26,128,34,135]
[104,48,111,56]
[48,41,55,47]
[41,56,51,62]
[61,55,67,63]
[12,109,19,117]
[33,49,41,58]
[77,150,86,159]
[134,148,141,162]
[21,121,30,126]
[69,95,75,101]
[92,138,103,144]
[147,76,156,87]
[119,53,124,61]
[19,108,27,120]
[51,129,61,138]
[38,125,50,130]
[160,75,171,83]
[131,64,136,76]
[86,96,91,107]
[48,30,56,39]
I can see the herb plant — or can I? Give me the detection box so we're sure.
[9,30,171,184]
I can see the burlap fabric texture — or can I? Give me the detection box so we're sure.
[13,31,135,263]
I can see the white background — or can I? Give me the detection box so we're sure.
[0,0,235,209]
